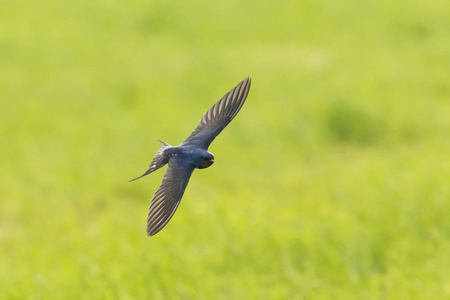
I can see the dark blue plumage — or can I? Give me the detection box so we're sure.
[131,77,251,236]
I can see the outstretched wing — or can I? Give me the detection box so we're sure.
[181,77,251,150]
[146,157,195,236]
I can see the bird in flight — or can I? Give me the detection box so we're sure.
[130,77,252,236]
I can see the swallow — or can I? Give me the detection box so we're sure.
[130,77,251,236]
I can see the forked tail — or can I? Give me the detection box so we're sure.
[129,140,171,182]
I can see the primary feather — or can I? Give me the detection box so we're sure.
[147,158,195,236]
[182,77,251,149]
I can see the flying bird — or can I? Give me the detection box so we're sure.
[130,77,252,236]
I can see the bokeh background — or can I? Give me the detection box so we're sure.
[1,0,449,298]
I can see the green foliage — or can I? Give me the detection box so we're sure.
[326,101,383,145]
[1,0,449,299]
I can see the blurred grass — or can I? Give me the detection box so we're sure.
[1,0,450,299]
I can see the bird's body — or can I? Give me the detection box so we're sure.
[131,77,251,236]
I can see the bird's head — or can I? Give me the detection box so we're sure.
[196,152,214,169]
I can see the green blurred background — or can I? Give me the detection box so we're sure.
[1,0,449,298]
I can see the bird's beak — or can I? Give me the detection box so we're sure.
[203,158,214,168]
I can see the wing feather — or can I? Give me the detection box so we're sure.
[146,158,195,236]
[181,77,251,149]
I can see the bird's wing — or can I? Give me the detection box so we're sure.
[181,77,251,150]
[147,157,195,236]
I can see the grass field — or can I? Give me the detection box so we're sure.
[1,0,449,298]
